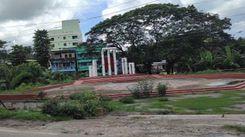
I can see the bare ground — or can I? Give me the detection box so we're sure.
[0,115,245,137]
[44,78,244,98]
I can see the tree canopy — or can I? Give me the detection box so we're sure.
[9,45,32,66]
[86,4,231,52]
[33,30,51,68]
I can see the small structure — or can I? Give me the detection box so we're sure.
[152,60,167,73]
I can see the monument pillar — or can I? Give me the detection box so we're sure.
[92,60,98,77]
[107,50,112,76]
[101,49,105,76]
[113,50,118,75]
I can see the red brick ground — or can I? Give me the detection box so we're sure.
[1,73,245,101]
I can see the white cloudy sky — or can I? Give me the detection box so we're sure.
[0,0,244,47]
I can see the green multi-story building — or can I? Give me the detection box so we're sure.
[76,43,105,72]
[48,19,105,74]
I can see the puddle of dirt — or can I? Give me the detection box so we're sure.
[207,81,230,87]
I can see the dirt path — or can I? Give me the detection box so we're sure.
[0,115,244,137]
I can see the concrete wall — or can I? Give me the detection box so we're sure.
[1,101,43,110]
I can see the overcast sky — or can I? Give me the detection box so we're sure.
[0,0,244,47]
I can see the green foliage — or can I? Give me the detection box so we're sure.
[119,96,135,104]
[158,97,169,102]
[157,83,167,96]
[87,3,234,74]
[70,91,98,102]
[0,40,8,64]
[9,45,32,66]
[43,92,110,119]
[10,62,45,88]
[57,100,85,119]
[223,125,245,133]
[128,80,153,98]
[50,72,74,82]
[0,108,68,121]
[222,46,240,69]
[100,96,113,102]
[199,50,215,70]
[33,30,51,68]
[109,91,245,114]
[0,64,13,89]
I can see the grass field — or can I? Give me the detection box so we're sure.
[109,90,245,114]
[0,90,245,121]
[223,125,245,133]
[0,109,70,121]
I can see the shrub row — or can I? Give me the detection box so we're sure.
[128,80,167,99]
[42,92,111,119]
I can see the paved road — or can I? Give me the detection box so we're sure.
[0,115,245,137]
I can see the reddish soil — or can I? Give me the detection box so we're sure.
[1,73,245,101]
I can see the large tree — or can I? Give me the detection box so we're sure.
[33,30,51,68]
[86,4,231,52]
[87,3,232,74]
[9,45,32,66]
[0,40,8,64]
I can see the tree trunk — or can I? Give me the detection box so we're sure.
[166,62,174,74]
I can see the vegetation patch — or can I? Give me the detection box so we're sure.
[107,91,245,114]
[0,108,69,121]
[42,91,112,119]
[119,96,135,104]
[223,125,245,133]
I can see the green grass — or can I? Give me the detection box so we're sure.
[0,79,74,94]
[223,125,245,133]
[108,91,245,114]
[0,109,70,121]
[178,69,245,74]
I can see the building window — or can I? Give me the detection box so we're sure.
[63,36,66,40]
[65,54,68,58]
[50,38,54,41]
[73,42,78,46]
[64,43,67,46]
[69,54,72,58]
[72,36,78,39]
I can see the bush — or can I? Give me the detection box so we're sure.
[43,91,109,119]
[70,91,98,102]
[157,83,167,96]
[119,96,135,104]
[128,80,153,98]
[158,97,168,102]
[100,96,113,102]
[42,99,85,119]
[42,99,60,116]
[58,100,85,119]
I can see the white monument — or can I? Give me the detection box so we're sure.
[121,58,128,75]
[128,62,136,74]
[101,47,118,76]
[89,60,98,77]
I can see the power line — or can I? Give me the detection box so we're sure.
[1,0,221,29]
[1,0,245,35]
[0,0,160,30]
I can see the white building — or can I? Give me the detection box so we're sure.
[48,19,82,51]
